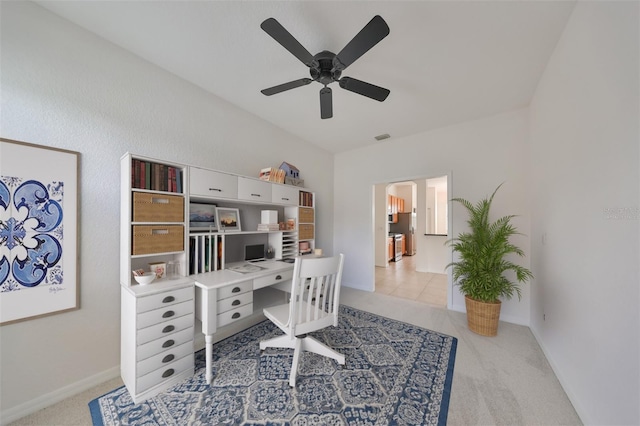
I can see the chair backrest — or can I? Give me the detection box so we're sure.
[287,254,345,337]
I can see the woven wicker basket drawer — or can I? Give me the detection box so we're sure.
[299,224,314,240]
[132,225,184,255]
[298,207,314,223]
[132,192,184,222]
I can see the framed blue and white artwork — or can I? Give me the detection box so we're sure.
[0,139,79,325]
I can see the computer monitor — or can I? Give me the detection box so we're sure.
[244,244,265,262]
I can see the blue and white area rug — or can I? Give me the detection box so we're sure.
[90,306,457,425]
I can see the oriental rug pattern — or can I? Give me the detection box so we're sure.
[90,306,457,425]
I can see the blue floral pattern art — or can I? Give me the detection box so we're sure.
[0,176,64,292]
[89,306,458,426]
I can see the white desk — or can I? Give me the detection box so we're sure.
[192,260,294,383]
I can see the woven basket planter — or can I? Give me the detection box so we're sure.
[465,296,501,336]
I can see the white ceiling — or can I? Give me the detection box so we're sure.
[35,1,576,154]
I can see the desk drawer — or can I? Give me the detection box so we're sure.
[218,303,253,327]
[137,328,193,361]
[137,287,193,314]
[137,313,194,345]
[137,354,193,394]
[217,292,252,314]
[217,280,252,300]
[137,300,193,329]
[137,341,193,377]
[253,269,293,290]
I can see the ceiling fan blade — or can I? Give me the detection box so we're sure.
[320,87,333,119]
[261,78,313,96]
[339,77,390,102]
[261,18,318,68]
[334,15,390,71]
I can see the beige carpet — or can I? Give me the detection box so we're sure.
[9,287,582,426]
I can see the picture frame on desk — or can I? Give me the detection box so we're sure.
[216,207,241,232]
[189,202,218,232]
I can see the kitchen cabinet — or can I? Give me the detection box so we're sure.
[387,195,406,215]
[388,237,393,261]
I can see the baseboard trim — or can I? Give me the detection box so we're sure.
[0,366,120,425]
[529,327,586,425]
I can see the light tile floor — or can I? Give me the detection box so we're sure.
[375,254,447,307]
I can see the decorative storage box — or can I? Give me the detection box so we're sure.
[132,192,184,222]
[132,225,184,255]
[261,210,278,224]
[298,207,314,223]
[299,224,314,240]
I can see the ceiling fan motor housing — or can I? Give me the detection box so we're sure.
[310,51,341,85]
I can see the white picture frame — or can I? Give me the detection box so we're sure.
[216,207,241,232]
[0,138,79,325]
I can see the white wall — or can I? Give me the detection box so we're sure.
[334,108,531,325]
[528,2,639,424]
[0,2,334,421]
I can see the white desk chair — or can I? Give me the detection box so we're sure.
[260,254,345,387]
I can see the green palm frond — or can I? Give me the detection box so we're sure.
[446,184,533,302]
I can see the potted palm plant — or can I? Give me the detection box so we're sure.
[447,184,533,336]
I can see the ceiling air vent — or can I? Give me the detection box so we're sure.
[374,133,390,141]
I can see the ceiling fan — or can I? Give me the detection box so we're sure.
[260,15,390,119]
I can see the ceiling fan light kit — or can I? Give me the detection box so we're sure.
[260,15,390,119]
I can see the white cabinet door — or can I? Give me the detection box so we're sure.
[238,177,271,202]
[272,184,299,206]
[190,167,238,199]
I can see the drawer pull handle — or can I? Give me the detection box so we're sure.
[232,287,241,293]
[251,193,261,197]
[162,325,175,333]
[162,339,175,348]
[151,197,169,204]
[232,299,241,306]
[162,369,175,378]
[162,296,175,303]
[162,354,175,363]
[209,188,222,192]
[282,198,289,201]
[232,312,241,319]
[275,275,282,280]
[162,310,175,318]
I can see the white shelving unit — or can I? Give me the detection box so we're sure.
[121,153,316,402]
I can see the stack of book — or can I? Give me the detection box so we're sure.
[259,167,285,183]
[257,223,280,231]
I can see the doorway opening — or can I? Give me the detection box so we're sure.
[373,175,451,308]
